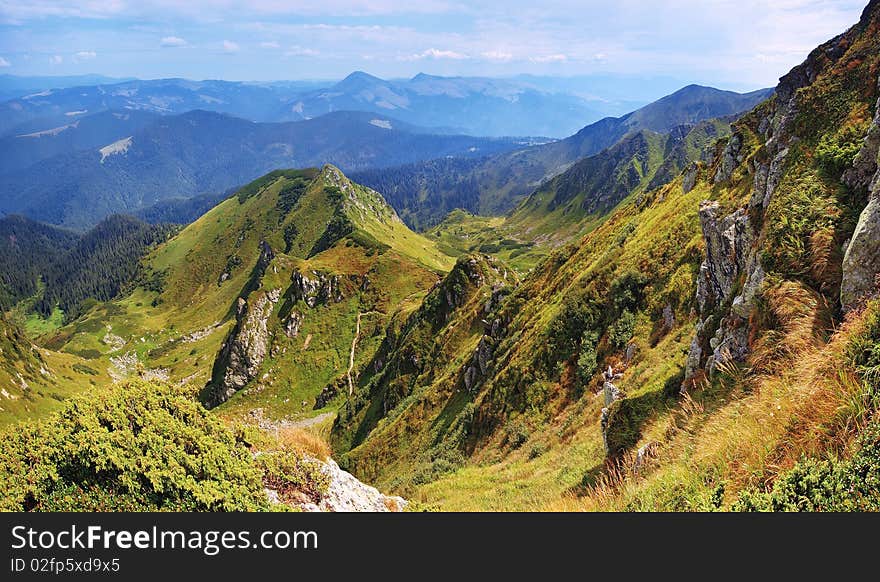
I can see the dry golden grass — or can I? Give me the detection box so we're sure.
[548,298,875,511]
[273,426,333,460]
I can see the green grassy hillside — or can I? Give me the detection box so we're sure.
[4,165,453,427]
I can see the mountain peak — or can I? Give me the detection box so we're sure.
[336,71,386,88]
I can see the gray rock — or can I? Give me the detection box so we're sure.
[841,79,880,312]
[695,202,753,314]
[843,93,880,191]
[314,459,407,512]
[207,288,281,407]
[602,365,623,407]
[684,202,757,388]
[682,162,699,194]
[841,194,880,311]
[290,270,344,308]
[284,310,304,338]
[662,303,675,331]
[714,133,745,183]
[600,407,611,456]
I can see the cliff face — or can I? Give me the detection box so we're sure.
[841,77,880,312]
[683,3,880,385]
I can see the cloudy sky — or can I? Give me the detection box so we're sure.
[0,1,868,89]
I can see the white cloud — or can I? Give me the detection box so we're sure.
[260,41,280,49]
[73,50,97,62]
[481,50,513,62]
[160,36,187,48]
[0,56,10,67]
[401,48,469,61]
[529,53,567,63]
[284,46,320,57]
[222,40,240,53]
[48,55,63,65]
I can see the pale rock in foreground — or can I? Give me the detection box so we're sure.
[269,457,407,513]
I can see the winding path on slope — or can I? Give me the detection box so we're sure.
[348,311,381,395]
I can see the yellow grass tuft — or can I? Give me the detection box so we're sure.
[273,426,333,461]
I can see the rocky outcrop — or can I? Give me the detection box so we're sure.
[684,201,762,384]
[713,133,745,183]
[599,366,625,456]
[695,202,754,314]
[841,84,880,312]
[204,241,281,407]
[283,310,304,338]
[263,456,406,512]
[290,270,344,308]
[206,288,281,407]
[463,335,494,392]
[602,365,624,407]
[682,162,699,194]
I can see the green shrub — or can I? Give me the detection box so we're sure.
[610,270,648,315]
[255,450,330,504]
[546,290,600,364]
[815,128,865,179]
[505,417,530,449]
[609,310,636,349]
[734,420,880,512]
[847,303,880,389]
[528,442,549,460]
[0,379,268,512]
[577,331,599,382]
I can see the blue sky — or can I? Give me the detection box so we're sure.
[0,1,868,89]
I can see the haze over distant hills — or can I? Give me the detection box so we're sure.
[275,71,636,137]
[0,109,527,229]
[0,71,707,139]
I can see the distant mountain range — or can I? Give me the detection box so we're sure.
[0,72,699,139]
[0,109,527,229]
[353,85,774,228]
[0,74,135,102]
[0,77,326,137]
[275,71,622,137]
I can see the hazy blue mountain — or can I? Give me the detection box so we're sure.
[0,78,326,136]
[0,109,525,229]
[277,71,610,137]
[0,74,135,102]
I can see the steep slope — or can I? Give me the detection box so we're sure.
[32,166,453,428]
[0,110,523,230]
[0,214,176,323]
[331,1,880,511]
[353,86,772,228]
[0,314,111,426]
[0,215,79,311]
[504,119,733,247]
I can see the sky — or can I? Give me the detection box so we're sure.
[0,1,869,90]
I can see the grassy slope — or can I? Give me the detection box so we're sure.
[0,315,111,427]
